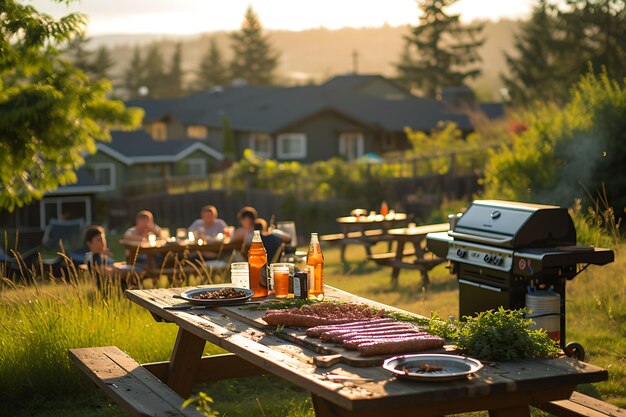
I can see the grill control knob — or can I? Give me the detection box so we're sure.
[484,254,492,263]
[491,256,501,265]
[456,248,467,258]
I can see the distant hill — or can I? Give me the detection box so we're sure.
[92,20,521,100]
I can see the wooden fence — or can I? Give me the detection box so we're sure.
[107,148,491,236]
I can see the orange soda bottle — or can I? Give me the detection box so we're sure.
[380,201,389,216]
[306,233,324,299]
[248,230,268,298]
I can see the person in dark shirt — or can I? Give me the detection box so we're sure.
[254,218,288,264]
[84,225,114,269]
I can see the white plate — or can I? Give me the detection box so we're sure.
[179,287,254,306]
[383,354,483,382]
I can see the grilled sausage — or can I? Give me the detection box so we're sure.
[342,332,429,349]
[335,328,423,344]
[357,335,445,356]
[262,313,357,327]
[321,323,416,343]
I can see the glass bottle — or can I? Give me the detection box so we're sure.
[380,200,389,216]
[248,230,268,298]
[306,233,324,299]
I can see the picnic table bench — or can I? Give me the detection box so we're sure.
[369,223,449,288]
[68,285,619,417]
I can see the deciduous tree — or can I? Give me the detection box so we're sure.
[0,0,143,210]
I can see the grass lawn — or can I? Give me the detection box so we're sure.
[1,242,624,417]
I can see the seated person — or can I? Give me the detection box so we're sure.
[268,223,292,245]
[123,210,162,243]
[255,218,286,264]
[233,206,258,243]
[83,225,114,269]
[188,205,228,239]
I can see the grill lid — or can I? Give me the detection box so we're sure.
[449,200,576,249]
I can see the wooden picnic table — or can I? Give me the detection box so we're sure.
[120,238,244,276]
[323,213,408,263]
[336,212,408,231]
[125,285,608,417]
[370,223,449,288]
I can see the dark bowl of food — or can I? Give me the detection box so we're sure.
[180,287,255,306]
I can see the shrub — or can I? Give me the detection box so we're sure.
[483,71,626,216]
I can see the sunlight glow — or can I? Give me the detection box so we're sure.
[27,0,536,35]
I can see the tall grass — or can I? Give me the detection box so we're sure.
[0,272,223,409]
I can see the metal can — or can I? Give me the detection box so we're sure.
[292,270,308,299]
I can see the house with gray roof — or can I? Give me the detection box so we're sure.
[0,130,223,231]
[128,74,503,163]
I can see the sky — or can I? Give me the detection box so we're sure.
[28,0,536,35]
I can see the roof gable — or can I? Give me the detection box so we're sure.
[98,131,223,165]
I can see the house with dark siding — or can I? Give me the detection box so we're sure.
[128,74,503,163]
[0,131,223,231]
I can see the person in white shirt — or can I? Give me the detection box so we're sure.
[188,205,228,239]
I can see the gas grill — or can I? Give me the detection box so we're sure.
[426,200,614,358]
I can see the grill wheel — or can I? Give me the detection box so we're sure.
[564,342,586,361]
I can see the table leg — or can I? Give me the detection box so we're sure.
[166,327,206,398]
[147,253,157,272]
[488,405,531,417]
[412,237,429,288]
[311,394,345,417]
[391,240,405,288]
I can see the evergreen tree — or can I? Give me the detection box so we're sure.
[0,0,143,210]
[559,0,626,81]
[196,38,229,90]
[396,0,484,98]
[124,45,144,99]
[395,42,415,89]
[65,33,92,73]
[503,0,626,105]
[141,43,166,98]
[229,6,279,85]
[163,42,184,97]
[222,115,236,161]
[501,1,569,104]
[91,45,114,80]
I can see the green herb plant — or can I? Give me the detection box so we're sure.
[428,308,560,361]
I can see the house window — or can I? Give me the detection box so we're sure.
[187,125,208,139]
[148,122,167,141]
[39,196,91,229]
[277,133,307,159]
[93,163,115,189]
[339,133,364,160]
[186,159,207,176]
[381,133,395,150]
[250,133,273,158]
